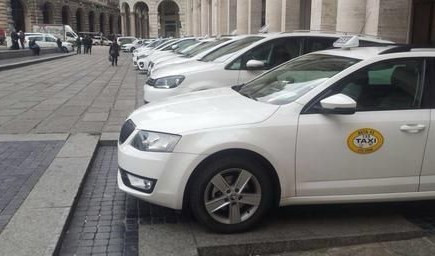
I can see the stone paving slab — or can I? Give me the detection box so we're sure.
[0,52,76,71]
[0,47,144,135]
[0,140,65,233]
[0,133,99,256]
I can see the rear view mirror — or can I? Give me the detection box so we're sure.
[172,44,179,50]
[320,94,356,115]
[246,60,265,70]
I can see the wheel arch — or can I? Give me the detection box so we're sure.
[182,148,281,211]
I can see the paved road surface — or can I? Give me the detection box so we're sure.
[0,46,143,134]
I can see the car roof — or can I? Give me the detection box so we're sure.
[309,45,435,60]
[253,31,393,43]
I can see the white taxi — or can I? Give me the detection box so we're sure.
[144,33,392,103]
[118,39,435,233]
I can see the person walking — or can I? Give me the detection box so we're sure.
[76,37,82,54]
[18,30,25,49]
[109,40,120,66]
[10,30,19,50]
[87,36,93,55]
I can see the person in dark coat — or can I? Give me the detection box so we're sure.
[10,30,19,50]
[29,39,40,55]
[56,38,64,53]
[87,36,93,55]
[76,37,82,54]
[109,40,120,66]
[18,30,25,49]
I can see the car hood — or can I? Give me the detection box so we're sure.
[129,88,279,134]
[150,60,217,78]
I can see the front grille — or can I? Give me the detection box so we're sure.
[146,78,156,86]
[119,119,136,144]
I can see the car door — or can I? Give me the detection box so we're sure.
[420,59,435,191]
[234,38,303,84]
[44,35,57,48]
[296,57,430,196]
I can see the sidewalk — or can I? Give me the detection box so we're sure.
[0,52,75,71]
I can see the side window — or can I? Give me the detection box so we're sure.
[46,36,56,42]
[304,37,336,53]
[66,32,73,37]
[232,38,301,70]
[328,58,426,111]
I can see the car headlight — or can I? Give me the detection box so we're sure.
[131,130,181,152]
[153,76,185,89]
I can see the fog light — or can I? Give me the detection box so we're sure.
[120,168,157,193]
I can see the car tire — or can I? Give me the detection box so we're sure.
[130,47,135,52]
[61,46,68,53]
[189,155,273,233]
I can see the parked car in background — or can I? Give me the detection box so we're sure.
[92,36,112,46]
[117,37,137,47]
[24,33,74,52]
[144,33,393,103]
[122,39,151,52]
[119,40,434,233]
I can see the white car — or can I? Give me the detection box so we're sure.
[92,36,111,46]
[144,33,392,103]
[133,39,176,67]
[122,39,146,52]
[118,36,137,48]
[118,39,435,233]
[136,38,196,71]
[147,37,235,75]
[137,38,199,72]
[25,33,74,52]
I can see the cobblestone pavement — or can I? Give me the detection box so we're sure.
[58,146,183,256]
[0,46,143,134]
[0,140,64,233]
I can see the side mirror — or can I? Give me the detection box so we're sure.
[171,44,179,50]
[319,93,356,115]
[246,59,265,70]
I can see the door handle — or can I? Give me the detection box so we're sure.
[400,124,426,134]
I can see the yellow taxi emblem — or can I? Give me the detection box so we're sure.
[347,128,384,154]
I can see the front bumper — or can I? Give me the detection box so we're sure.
[118,138,204,209]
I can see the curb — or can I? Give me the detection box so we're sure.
[196,230,425,256]
[0,52,76,71]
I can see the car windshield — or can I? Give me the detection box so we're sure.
[238,54,360,105]
[200,36,264,62]
[147,40,161,48]
[174,40,199,53]
[183,38,232,58]
[155,39,177,50]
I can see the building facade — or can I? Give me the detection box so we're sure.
[1,0,121,36]
[121,0,434,45]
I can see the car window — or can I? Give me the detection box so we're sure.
[304,37,337,53]
[229,38,303,70]
[200,36,264,62]
[238,54,359,105]
[30,36,43,42]
[46,36,56,42]
[323,58,426,111]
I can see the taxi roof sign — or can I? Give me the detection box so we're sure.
[333,35,360,49]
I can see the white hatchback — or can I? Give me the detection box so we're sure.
[25,33,74,52]
[119,43,435,233]
[144,33,392,103]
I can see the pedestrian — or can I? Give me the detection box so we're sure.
[29,39,40,55]
[56,38,64,53]
[88,36,93,55]
[10,29,19,50]
[18,30,25,49]
[76,37,82,54]
[109,40,120,66]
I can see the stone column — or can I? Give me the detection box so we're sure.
[192,0,201,36]
[237,0,249,34]
[121,12,127,35]
[228,0,237,34]
[211,0,218,35]
[336,0,367,34]
[237,0,262,34]
[266,0,282,32]
[217,0,228,35]
[129,12,136,36]
[148,11,158,38]
[201,0,209,36]
[371,0,411,43]
[282,0,301,32]
[310,0,337,31]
